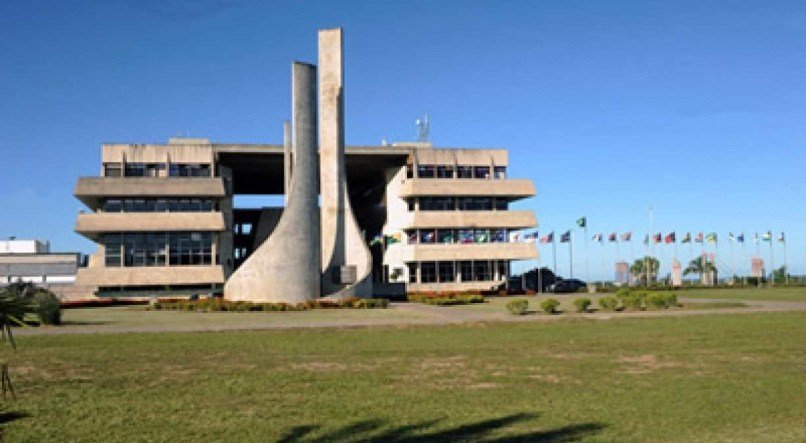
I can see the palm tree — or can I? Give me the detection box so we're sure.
[684,256,717,284]
[630,256,659,285]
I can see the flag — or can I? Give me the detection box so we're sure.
[681,232,691,243]
[695,232,704,243]
[576,217,586,228]
[778,232,785,243]
[728,233,735,242]
[706,233,717,243]
[737,233,744,243]
[560,231,571,243]
[762,231,772,242]
[539,232,554,244]
[523,230,539,240]
[509,232,521,243]
[608,232,617,242]
[664,232,676,244]
[385,233,401,245]
[369,234,383,246]
[620,231,632,242]
[592,233,602,242]
[643,235,649,245]
[653,233,662,244]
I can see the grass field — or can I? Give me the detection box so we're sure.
[671,286,806,302]
[3,311,805,442]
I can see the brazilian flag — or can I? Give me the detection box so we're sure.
[576,217,586,228]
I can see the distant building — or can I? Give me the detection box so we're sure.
[615,262,629,285]
[751,257,765,278]
[0,239,81,288]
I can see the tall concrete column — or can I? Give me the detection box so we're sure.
[318,27,373,298]
[224,62,320,303]
[283,120,292,203]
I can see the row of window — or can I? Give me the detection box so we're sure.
[407,165,506,180]
[102,199,217,213]
[409,197,509,211]
[406,229,510,244]
[407,260,509,284]
[103,232,214,267]
[104,163,212,178]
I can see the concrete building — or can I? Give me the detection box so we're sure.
[72,28,538,302]
[0,239,81,289]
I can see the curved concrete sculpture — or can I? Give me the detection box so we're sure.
[318,28,373,298]
[224,62,320,303]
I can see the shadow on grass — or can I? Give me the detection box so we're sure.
[278,413,606,442]
[60,320,113,326]
[0,410,29,424]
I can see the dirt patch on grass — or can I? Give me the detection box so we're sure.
[617,354,682,374]
[467,382,500,389]
[418,355,467,370]
[289,362,349,372]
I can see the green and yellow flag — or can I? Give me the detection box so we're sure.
[681,232,691,243]
[706,233,717,243]
[576,217,586,228]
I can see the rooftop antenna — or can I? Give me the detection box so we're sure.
[415,113,430,142]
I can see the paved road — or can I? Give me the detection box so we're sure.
[15,297,806,336]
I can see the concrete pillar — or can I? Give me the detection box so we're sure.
[318,28,373,298]
[224,62,321,303]
[283,120,292,203]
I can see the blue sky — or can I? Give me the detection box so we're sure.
[1,0,803,280]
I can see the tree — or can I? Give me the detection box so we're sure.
[772,266,789,284]
[684,256,717,284]
[630,256,659,285]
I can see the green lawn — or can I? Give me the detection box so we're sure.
[3,312,805,442]
[672,286,806,302]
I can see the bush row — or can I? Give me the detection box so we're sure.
[407,293,485,306]
[150,297,389,312]
[598,289,679,311]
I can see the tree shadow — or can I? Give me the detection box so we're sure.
[278,413,606,442]
[0,410,29,424]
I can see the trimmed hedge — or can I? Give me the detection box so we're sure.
[599,296,619,311]
[573,297,592,313]
[540,298,560,314]
[150,297,388,312]
[506,298,529,315]
[407,293,485,306]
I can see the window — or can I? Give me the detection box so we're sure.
[407,230,418,244]
[419,197,454,211]
[494,166,506,179]
[124,163,163,177]
[438,262,455,282]
[495,199,508,210]
[104,164,122,177]
[241,223,253,235]
[497,261,509,280]
[103,199,122,212]
[417,165,435,178]
[419,229,436,244]
[420,262,437,283]
[458,229,475,244]
[104,234,122,267]
[459,261,473,282]
[458,197,492,211]
[474,261,491,281]
[436,165,454,178]
[457,166,473,178]
[169,232,213,266]
[407,263,418,283]
[474,166,491,179]
[406,165,414,179]
[437,229,455,244]
[491,229,507,243]
[101,198,216,212]
[169,164,211,177]
[407,199,416,211]
[475,229,490,243]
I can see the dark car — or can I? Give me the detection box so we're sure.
[549,279,587,293]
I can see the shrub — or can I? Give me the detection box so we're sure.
[664,292,679,307]
[620,293,644,310]
[540,298,560,314]
[408,292,485,306]
[599,296,619,311]
[33,290,62,325]
[615,287,632,298]
[506,298,529,315]
[573,297,592,313]
[646,293,668,309]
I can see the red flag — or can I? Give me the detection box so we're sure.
[664,232,676,244]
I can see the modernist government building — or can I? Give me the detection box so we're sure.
[73,29,538,303]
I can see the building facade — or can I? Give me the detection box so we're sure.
[72,28,538,302]
[1,239,81,291]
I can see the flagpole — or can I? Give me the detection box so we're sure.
[600,240,605,289]
[769,232,775,286]
[552,234,557,277]
[584,225,589,286]
[569,232,574,279]
[646,206,653,287]
[783,235,788,285]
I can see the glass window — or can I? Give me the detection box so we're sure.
[125,163,146,177]
[437,229,455,244]
[475,229,490,243]
[497,261,509,280]
[438,262,455,282]
[419,229,436,244]
[458,229,475,244]
[495,199,508,210]
[407,199,416,211]
[419,197,454,211]
[420,262,437,283]
[407,262,418,283]
[491,229,507,243]
[169,232,213,266]
[104,164,122,177]
[474,261,491,281]
[103,199,122,212]
[436,165,454,178]
[458,197,493,211]
[457,166,473,178]
[406,165,414,179]
[417,165,435,178]
[104,234,122,267]
[407,230,418,244]
[459,261,473,282]
[474,166,491,179]
[494,166,506,179]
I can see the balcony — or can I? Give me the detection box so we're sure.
[75,212,225,239]
[75,265,225,287]
[74,177,225,209]
[403,210,537,229]
[384,242,538,263]
[399,178,535,199]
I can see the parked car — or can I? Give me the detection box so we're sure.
[549,279,587,293]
